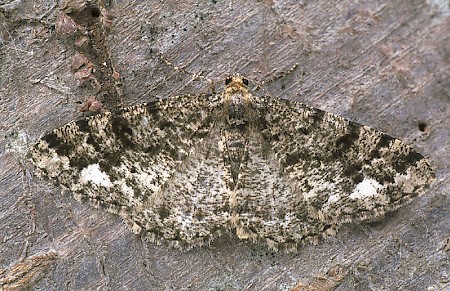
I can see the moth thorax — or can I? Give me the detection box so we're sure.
[227,92,250,119]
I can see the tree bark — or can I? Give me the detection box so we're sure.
[0,0,448,289]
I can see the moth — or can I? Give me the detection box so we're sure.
[30,75,434,252]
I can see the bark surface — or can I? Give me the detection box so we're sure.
[0,0,448,290]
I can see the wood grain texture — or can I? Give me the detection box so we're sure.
[1,0,449,289]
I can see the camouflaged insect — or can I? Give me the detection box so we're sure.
[30,75,435,252]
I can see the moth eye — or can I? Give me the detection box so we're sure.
[242,78,249,86]
[225,77,232,85]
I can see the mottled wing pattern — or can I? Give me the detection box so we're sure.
[30,75,435,252]
[232,126,312,252]
[234,95,434,250]
[135,124,234,250]
[30,94,224,235]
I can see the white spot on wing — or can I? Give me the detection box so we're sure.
[349,178,383,200]
[141,116,149,126]
[80,164,112,187]
[119,182,134,197]
[327,193,340,204]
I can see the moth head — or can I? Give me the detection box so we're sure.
[225,75,250,90]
